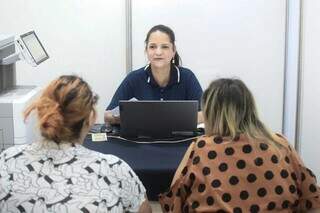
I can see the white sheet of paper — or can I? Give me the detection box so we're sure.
[112,97,138,117]
[91,133,107,142]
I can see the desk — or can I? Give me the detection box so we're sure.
[83,136,193,200]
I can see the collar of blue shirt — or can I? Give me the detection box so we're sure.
[144,64,180,87]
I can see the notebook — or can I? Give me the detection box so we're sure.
[119,100,198,140]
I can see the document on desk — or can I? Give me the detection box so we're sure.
[91,133,107,142]
[111,97,138,117]
[110,106,120,117]
[197,123,205,128]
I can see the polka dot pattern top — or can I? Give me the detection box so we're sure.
[159,134,320,212]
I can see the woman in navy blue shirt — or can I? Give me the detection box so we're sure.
[104,25,203,125]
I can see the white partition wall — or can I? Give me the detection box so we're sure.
[299,0,320,180]
[131,0,286,132]
[0,0,290,133]
[0,0,126,123]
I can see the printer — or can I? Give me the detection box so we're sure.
[0,32,49,151]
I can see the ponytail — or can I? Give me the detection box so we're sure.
[172,51,181,67]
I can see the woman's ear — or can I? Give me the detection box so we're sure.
[173,45,177,55]
[78,110,96,143]
[89,110,97,127]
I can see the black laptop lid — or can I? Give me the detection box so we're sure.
[119,100,198,139]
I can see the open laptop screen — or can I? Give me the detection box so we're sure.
[119,100,198,139]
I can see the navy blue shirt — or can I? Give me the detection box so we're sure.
[107,65,203,110]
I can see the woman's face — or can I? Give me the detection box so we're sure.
[146,31,176,69]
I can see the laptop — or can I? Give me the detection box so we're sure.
[119,100,198,140]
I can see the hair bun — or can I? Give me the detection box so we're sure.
[37,98,64,142]
[24,75,96,143]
